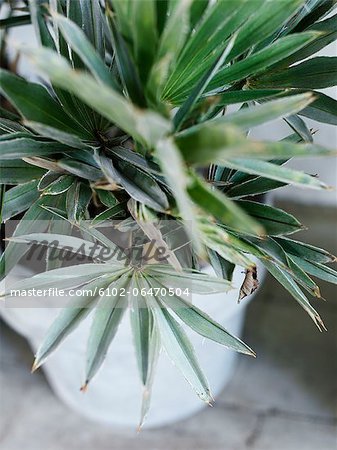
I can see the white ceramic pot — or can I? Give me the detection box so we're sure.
[0,262,265,428]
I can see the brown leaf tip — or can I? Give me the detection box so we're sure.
[31,359,40,373]
[80,382,88,393]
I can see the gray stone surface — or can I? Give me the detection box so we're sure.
[1,203,337,450]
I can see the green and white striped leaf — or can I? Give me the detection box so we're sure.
[33,276,120,370]
[0,69,85,136]
[22,47,171,147]
[275,237,336,264]
[2,181,40,222]
[52,13,118,89]
[187,174,264,236]
[221,159,331,190]
[148,277,254,356]
[237,201,303,236]
[84,272,132,386]
[261,258,326,331]
[147,286,212,404]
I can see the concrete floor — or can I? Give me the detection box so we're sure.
[1,203,336,450]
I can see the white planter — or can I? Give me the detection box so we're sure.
[1,262,265,428]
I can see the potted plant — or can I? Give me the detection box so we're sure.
[1,0,336,428]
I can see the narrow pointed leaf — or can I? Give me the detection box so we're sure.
[275,237,336,264]
[261,258,325,331]
[291,256,337,285]
[84,272,131,385]
[208,32,320,91]
[149,278,254,356]
[2,181,39,221]
[0,69,84,136]
[221,159,330,190]
[33,277,117,369]
[24,121,90,149]
[187,175,264,236]
[253,57,337,89]
[23,47,171,147]
[52,13,118,89]
[147,288,212,403]
[237,201,303,236]
[146,265,232,294]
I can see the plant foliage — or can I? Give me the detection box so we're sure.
[0,0,336,427]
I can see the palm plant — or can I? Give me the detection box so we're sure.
[1,0,336,426]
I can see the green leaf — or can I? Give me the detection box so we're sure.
[0,118,27,134]
[146,264,232,294]
[97,152,169,212]
[42,175,75,196]
[52,13,118,90]
[155,138,201,252]
[0,107,21,122]
[148,0,192,100]
[175,94,316,164]
[0,137,70,160]
[33,276,120,370]
[278,13,337,67]
[0,160,46,184]
[84,272,131,386]
[95,190,118,208]
[261,258,326,331]
[174,34,236,131]
[293,0,337,31]
[202,93,314,132]
[284,114,313,143]
[208,250,235,282]
[164,0,262,101]
[275,237,336,264]
[107,11,146,106]
[38,171,62,191]
[28,0,56,49]
[0,195,66,281]
[109,0,133,41]
[226,0,306,61]
[90,203,126,226]
[146,282,212,403]
[130,0,158,84]
[129,279,160,429]
[149,277,254,356]
[237,201,303,236]
[285,252,321,297]
[130,283,154,385]
[187,175,264,236]
[189,0,209,29]
[299,91,337,126]
[2,181,40,222]
[128,199,182,271]
[208,32,320,91]
[24,121,90,149]
[57,159,102,181]
[291,256,337,285]
[212,89,284,108]
[197,217,255,268]
[221,159,330,190]
[248,237,320,297]
[226,176,286,199]
[253,57,337,89]
[0,69,86,136]
[23,47,171,147]
[66,181,92,222]
[79,0,104,57]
